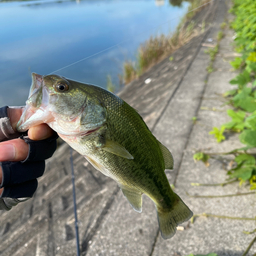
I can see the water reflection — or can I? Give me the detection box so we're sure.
[0,0,190,106]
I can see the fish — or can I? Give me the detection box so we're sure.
[17,73,193,239]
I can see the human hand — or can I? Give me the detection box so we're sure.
[0,106,57,201]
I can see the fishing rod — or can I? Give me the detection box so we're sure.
[70,147,80,256]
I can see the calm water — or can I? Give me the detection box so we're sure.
[0,0,190,106]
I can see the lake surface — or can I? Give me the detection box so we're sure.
[0,0,190,106]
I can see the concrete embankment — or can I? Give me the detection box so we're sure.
[1,0,255,255]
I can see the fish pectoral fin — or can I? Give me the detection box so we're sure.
[85,155,110,176]
[102,140,134,159]
[120,186,142,213]
[157,141,174,169]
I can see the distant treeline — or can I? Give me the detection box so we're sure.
[1,0,195,4]
[169,0,194,7]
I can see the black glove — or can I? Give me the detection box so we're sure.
[0,106,58,209]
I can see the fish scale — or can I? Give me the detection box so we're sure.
[17,73,193,239]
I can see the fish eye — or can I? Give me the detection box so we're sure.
[54,82,69,93]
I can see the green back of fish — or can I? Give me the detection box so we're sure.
[72,81,175,206]
[68,80,192,240]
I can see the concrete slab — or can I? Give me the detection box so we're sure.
[152,1,256,255]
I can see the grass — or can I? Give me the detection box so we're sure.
[217,30,224,41]
[205,44,219,73]
[185,0,211,19]
[205,44,219,61]
[106,74,116,93]
[220,22,227,30]
[122,0,212,84]
[205,24,226,73]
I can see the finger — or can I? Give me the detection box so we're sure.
[0,166,2,184]
[0,138,29,162]
[28,124,54,141]
[7,107,23,132]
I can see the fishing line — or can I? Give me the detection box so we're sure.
[70,147,81,256]
[64,1,214,255]
[49,0,214,75]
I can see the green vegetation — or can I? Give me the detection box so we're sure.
[209,126,225,143]
[123,0,211,84]
[205,22,227,73]
[169,0,193,7]
[193,152,210,166]
[189,2,256,255]
[185,0,210,19]
[205,44,219,73]
[192,116,198,124]
[196,0,256,190]
[106,74,116,93]
[217,30,224,41]
[205,44,219,61]
[220,22,227,30]
[205,23,227,73]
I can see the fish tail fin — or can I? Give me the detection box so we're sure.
[156,195,193,239]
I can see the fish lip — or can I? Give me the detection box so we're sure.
[16,73,52,132]
[58,126,101,137]
[29,73,43,97]
[81,126,101,136]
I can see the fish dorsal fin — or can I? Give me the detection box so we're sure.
[102,140,134,159]
[119,185,142,213]
[158,141,174,169]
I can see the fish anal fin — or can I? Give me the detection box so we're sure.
[156,195,193,239]
[120,186,142,213]
[158,141,174,169]
[102,140,134,159]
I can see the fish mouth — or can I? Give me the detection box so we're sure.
[59,126,101,140]
[29,73,43,97]
[17,73,54,132]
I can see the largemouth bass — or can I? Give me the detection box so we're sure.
[17,73,192,239]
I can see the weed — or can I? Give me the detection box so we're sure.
[192,116,198,123]
[185,0,211,20]
[200,21,206,33]
[205,44,219,73]
[220,22,227,30]
[204,29,224,73]
[209,126,226,143]
[106,74,115,93]
[206,64,214,73]
[205,44,219,61]
[230,57,244,70]
[197,0,256,189]
[193,152,210,166]
[123,62,137,84]
[137,35,172,74]
[217,30,224,41]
